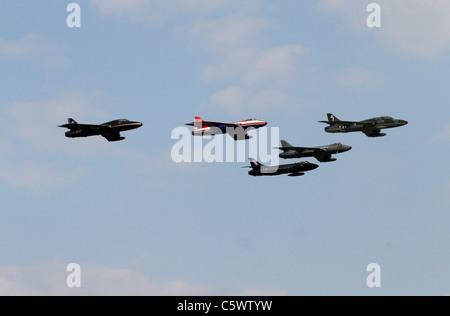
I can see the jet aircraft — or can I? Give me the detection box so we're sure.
[276,140,352,162]
[59,118,143,142]
[319,113,408,137]
[186,117,267,141]
[245,158,319,177]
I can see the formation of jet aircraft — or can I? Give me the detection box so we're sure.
[319,113,408,137]
[59,118,143,142]
[59,113,407,177]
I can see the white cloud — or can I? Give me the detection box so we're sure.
[188,16,274,55]
[0,91,107,152]
[0,91,109,192]
[0,260,291,296]
[211,86,249,113]
[319,0,450,56]
[188,15,308,113]
[91,1,308,114]
[0,34,47,58]
[0,34,69,70]
[0,261,213,296]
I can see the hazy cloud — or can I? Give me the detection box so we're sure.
[90,1,307,114]
[0,91,108,192]
[0,34,50,58]
[319,0,450,56]
[0,260,289,296]
[188,15,308,113]
[0,34,69,70]
[0,261,213,296]
[0,91,107,151]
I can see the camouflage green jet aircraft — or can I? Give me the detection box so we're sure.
[319,113,408,137]
[276,140,352,162]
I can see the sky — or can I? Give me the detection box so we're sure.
[0,0,449,296]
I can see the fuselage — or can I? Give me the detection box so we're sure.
[325,116,408,134]
[65,119,143,138]
[192,119,267,136]
[279,143,352,159]
[249,161,319,176]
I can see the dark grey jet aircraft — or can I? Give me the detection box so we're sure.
[276,140,352,162]
[59,118,143,142]
[319,113,408,137]
[246,158,319,177]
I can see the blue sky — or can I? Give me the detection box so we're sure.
[0,0,449,295]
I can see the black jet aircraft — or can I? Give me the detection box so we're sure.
[276,140,352,162]
[59,118,143,142]
[246,158,319,177]
[319,113,408,137]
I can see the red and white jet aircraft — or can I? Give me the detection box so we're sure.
[186,117,267,140]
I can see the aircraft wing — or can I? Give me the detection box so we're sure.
[288,172,305,177]
[285,147,333,162]
[277,146,328,155]
[276,146,329,161]
[101,131,125,142]
[312,149,332,162]
[362,128,382,137]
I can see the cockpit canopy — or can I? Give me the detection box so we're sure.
[103,119,130,125]
[245,118,258,121]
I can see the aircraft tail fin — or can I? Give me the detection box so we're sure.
[194,116,207,129]
[249,158,264,169]
[327,113,340,123]
[280,140,293,148]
